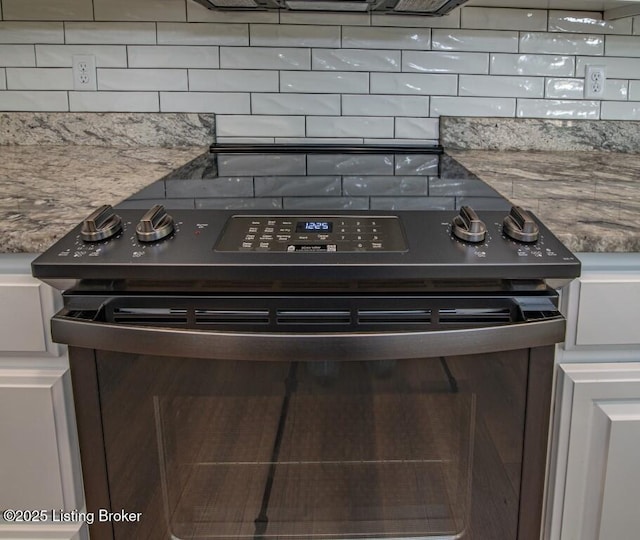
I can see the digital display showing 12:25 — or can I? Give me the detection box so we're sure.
[295,221,333,233]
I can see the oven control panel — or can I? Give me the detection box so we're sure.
[214,215,408,253]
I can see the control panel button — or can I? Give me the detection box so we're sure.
[136,205,175,243]
[452,206,487,243]
[80,205,122,242]
[503,206,539,243]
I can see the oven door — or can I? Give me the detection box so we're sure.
[53,294,563,540]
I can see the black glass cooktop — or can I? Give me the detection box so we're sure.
[117,144,510,213]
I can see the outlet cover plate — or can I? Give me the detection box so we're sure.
[72,54,97,91]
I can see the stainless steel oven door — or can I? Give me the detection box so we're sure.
[54,302,562,540]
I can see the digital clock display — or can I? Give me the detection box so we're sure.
[295,221,333,233]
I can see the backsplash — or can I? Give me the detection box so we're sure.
[1,0,640,142]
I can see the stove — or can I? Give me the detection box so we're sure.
[30,145,580,540]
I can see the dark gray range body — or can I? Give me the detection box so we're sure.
[32,208,580,282]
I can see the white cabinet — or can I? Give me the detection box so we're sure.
[547,363,640,540]
[0,255,86,540]
[546,253,640,540]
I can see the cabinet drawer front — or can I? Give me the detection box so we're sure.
[576,278,640,346]
[0,280,47,353]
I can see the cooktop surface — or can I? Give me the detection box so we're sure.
[117,144,511,214]
[32,146,581,283]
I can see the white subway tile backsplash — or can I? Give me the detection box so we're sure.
[371,11,460,29]
[431,97,516,117]
[459,75,544,98]
[189,70,278,92]
[342,94,429,116]
[0,22,63,43]
[403,51,489,74]
[546,78,628,101]
[220,47,310,70]
[94,0,186,22]
[280,12,370,26]
[549,10,632,35]
[281,71,369,94]
[312,49,400,72]
[158,23,248,46]
[606,36,640,57]
[0,90,68,111]
[252,93,340,115]
[217,115,306,137]
[69,91,159,111]
[601,101,640,120]
[188,2,278,23]
[517,99,600,119]
[520,32,604,55]
[250,24,340,48]
[160,92,249,113]
[432,30,518,53]
[577,56,640,78]
[491,54,576,76]
[308,116,393,138]
[6,67,72,89]
[2,0,92,21]
[0,45,35,66]
[371,73,457,95]
[342,26,430,50]
[394,117,439,139]
[461,8,546,31]
[2,4,638,141]
[35,45,126,67]
[98,69,187,91]
[65,23,156,44]
[129,46,219,68]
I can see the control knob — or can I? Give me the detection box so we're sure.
[452,206,487,243]
[503,206,539,243]
[136,204,175,242]
[80,205,122,242]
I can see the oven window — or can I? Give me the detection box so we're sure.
[95,352,527,539]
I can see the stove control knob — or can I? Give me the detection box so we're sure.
[80,205,122,242]
[452,206,487,243]
[136,204,174,242]
[503,206,539,243]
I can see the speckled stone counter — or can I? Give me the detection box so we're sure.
[1,145,639,254]
[448,150,640,253]
[0,146,205,253]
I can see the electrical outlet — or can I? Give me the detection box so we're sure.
[72,54,97,91]
[585,65,606,99]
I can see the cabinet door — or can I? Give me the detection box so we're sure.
[0,368,83,513]
[547,363,640,540]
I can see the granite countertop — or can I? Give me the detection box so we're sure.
[0,145,638,254]
[448,150,640,253]
[0,145,205,253]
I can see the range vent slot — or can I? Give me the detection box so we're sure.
[276,309,351,325]
[358,309,431,324]
[195,309,270,325]
[438,308,512,325]
[112,308,188,324]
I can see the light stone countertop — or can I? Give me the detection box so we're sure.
[0,145,205,253]
[1,145,639,254]
[448,150,640,253]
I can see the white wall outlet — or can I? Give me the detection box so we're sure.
[584,65,606,99]
[72,54,97,91]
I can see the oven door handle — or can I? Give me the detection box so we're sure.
[51,310,565,361]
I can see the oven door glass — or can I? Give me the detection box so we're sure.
[94,351,528,540]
